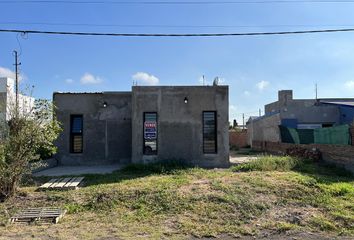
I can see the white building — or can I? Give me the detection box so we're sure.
[0,77,35,121]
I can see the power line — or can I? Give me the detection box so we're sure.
[1,21,354,29]
[2,0,354,4]
[1,28,354,37]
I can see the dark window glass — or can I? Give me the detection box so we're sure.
[143,112,157,155]
[70,115,83,153]
[71,117,83,133]
[203,111,217,154]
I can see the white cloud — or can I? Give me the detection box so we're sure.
[132,72,159,86]
[80,73,103,85]
[256,80,270,91]
[0,67,25,81]
[344,80,354,89]
[65,78,74,84]
[244,90,250,96]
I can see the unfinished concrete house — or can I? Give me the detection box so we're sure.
[53,86,229,168]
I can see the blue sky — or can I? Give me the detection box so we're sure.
[0,1,354,124]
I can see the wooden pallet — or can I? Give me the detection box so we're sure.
[10,208,66,225]
[39,177,84,190]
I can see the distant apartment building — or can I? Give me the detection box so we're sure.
[0,77,35,121]
[247,90,354,145]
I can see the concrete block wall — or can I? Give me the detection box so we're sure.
[131,86,230,168]
[54,92,132,165]
[252,140,354,173]
[229,130,248,148]
[247,113,281,145]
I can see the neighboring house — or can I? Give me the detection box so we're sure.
[0,77,35,121]
[319,100,354,125]
[54,85,229,168]
[247,90,354,145]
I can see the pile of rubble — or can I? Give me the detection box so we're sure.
[286,147,322,161]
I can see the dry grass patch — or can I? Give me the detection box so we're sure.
[0,158,353,239]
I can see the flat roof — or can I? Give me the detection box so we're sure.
[320,100,354,107]
[53,91,131,95]
[53,85,228,95]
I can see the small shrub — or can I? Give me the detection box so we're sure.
[232,156,300,172]
[0,99,61,201]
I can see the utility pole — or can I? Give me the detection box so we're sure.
[315,83,318,101]
[242,113,245,130]
[259,109,261,117]
[13,50,21,118]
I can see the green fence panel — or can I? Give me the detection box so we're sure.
[279,125,300,144]
[314,124,350,145]
[280,124,350,145]
[297,129,314,144]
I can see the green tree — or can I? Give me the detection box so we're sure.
[0,99,61,201]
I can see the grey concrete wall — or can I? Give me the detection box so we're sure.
[54,92,132,165]
[247,113,281,145]
[265,98,340,125]
[131,86,229,168]
[280,101,340,124]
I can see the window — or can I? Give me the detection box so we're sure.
[143,112,157,155]
[70,115,83,153]
[203,111,217,154]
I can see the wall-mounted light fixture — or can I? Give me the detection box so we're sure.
[103,101,108,108]
[184,97,188,104]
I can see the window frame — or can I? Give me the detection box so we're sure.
[202,111,217,154]
[143,112,158,155]
[70,114,83,154]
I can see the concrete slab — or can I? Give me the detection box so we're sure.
[33,164,123,177]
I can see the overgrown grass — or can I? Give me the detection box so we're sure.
[0,157,353,239]
[122,159,192,174]
[231,155,300,172]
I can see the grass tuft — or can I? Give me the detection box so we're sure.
[122,159,192,174]
[231,155,299,172]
